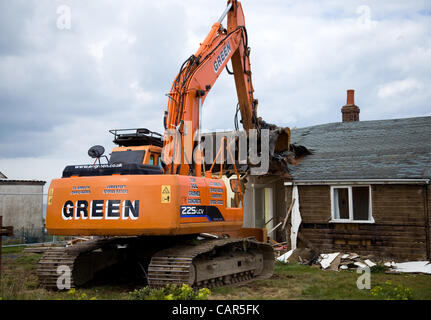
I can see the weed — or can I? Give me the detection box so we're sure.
[370,264,388,274]
[65,288,98,300]
[129,284,211,300]
[370,280,414,300]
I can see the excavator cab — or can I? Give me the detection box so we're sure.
[61,128,164,178]
[109,128,164,169]
[110,146,162,168]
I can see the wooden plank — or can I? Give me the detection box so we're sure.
[281,198,295,230]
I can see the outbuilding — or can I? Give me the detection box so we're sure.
[0,173,46,241]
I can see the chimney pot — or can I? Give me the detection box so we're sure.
[347,89,355,105]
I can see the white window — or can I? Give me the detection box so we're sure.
[330,186,374,223]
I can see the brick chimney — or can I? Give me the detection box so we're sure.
[341,89,360,122]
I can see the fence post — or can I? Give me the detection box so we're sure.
[0,216,2,279]
[0,216,14,280]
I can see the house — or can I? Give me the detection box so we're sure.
[0,173,46,241]
[243,90,431,261]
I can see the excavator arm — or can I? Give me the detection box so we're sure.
[163,1,258,176]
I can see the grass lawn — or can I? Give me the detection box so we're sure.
[1,247,430,300]
[211,262,431,300]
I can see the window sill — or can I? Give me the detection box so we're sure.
[329,219,375,224]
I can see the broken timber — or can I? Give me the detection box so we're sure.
[281,190,316,252]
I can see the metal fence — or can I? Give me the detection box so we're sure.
[2,227,55,245]
[1,224,76,246]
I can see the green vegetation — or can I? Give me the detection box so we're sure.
[1,249,431,300]
[129,284,211,300]
[370,264,389,274]
[1,246,26,254]
[64,288,98,300]
[210,262,431,300]
[370,280,414,300]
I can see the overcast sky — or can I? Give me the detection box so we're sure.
[1,0,430,189]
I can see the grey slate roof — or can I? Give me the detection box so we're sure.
[289,116,431,180]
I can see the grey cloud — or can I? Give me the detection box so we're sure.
[0,0,191,158]
[0,0,430,180]
[0,0,36,55]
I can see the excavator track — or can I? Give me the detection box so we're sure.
[37,248,79,289]
[37,237,121,290]
[37,236,274,290]
[148,238,274,289]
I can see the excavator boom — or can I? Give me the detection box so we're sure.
[164,1,259,176]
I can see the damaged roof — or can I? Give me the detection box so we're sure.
[289,116,431,180]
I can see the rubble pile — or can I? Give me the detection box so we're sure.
[318,252,377,271]
[275,247,431,275]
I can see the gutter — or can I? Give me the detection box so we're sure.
[284,179,430,186]
[424,184,431,260]
[0,193,47,196]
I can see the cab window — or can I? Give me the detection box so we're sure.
[110,150,145,165]
[149,155,154,165]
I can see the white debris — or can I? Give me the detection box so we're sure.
[319,253,340,269]
[290,186,302,251]
[354,262,367,268]
[277,249,294,263]
[364,259,376,267]
[392,261,431,274]
[275,248,431,275]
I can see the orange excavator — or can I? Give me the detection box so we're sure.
[38,1,287,289]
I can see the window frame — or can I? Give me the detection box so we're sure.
[148,155,155,165]
[330,185,374,223]
[252,185,274,236]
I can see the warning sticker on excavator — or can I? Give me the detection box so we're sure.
[47,188,53,205]
[161,185,171,203]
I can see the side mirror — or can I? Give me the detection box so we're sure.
[230,178,244,194]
